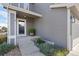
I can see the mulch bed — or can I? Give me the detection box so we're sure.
[4,47,22,56]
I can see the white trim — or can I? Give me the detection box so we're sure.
[24,3,29,10]
[17,18,26,36]
[24,3,26,10]
[50,4,74,9]
[67,7,72,51]
[18,3,20,8]
[27,3,30,10]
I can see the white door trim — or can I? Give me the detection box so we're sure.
[17,18,26,36]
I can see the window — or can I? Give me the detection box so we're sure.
[17,19,26,36]
[19,20,25,34]
[10,3,18,7]
[9,3,29,10]
[20,3,24,8]
[24,3,29,10]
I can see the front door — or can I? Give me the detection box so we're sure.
[17,18,26,36]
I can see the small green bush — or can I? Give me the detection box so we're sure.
[0,35,7,44]
[61,48,69,56]
[39,43,69,56]
[38,43,54,56]
[53,49,64,56]
[28,28,36,36]
[53,48,69,56]
[34,38,69,56]
[34,38,45,45]
[34,40,69,56]
[0,43,15,55]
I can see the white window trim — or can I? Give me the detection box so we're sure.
[24,3,29,10]
[17,18,26,36]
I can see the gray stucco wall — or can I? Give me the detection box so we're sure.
[70,12,79,39]
[70,12,79,47]
[33,3,67,48]
[72,23,79,39]
[72,22,79,47]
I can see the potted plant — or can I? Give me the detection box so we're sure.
[28,28,36,36]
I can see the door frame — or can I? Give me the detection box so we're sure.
[17,18,26,36]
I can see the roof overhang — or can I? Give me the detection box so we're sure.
[50,4,75,8]
[50,4,79,20]
[2,4,42,19]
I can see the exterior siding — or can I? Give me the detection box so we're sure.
[33,3,67,48]
[70,12,79,47]
[72,23,79,47]
[72,23,79,39]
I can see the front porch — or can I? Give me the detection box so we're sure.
[7,9,44,55]
[6,5,42,45]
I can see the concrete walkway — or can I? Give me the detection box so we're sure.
[18,36,45,56]
[67,44,79,56]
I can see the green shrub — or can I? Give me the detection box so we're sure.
[0,43,15,55]
[34,38,69,56]
[53,48,69,56]
[0,35,7,44]
[61,48,69,56]
[38,43,54,56]
[39,43,69,56]
[28,28,36,36]
[34,40,69,56]
[34,38,45,45]
[53,49,64,56]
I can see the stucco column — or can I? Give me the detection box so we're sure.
[7,9,17,45]
[67,7,72,51]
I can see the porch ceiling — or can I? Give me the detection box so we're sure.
[50,4,79,20]
[16,11,40,19]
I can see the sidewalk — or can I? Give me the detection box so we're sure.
[67,44,79,56]
[18,36,45,56]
